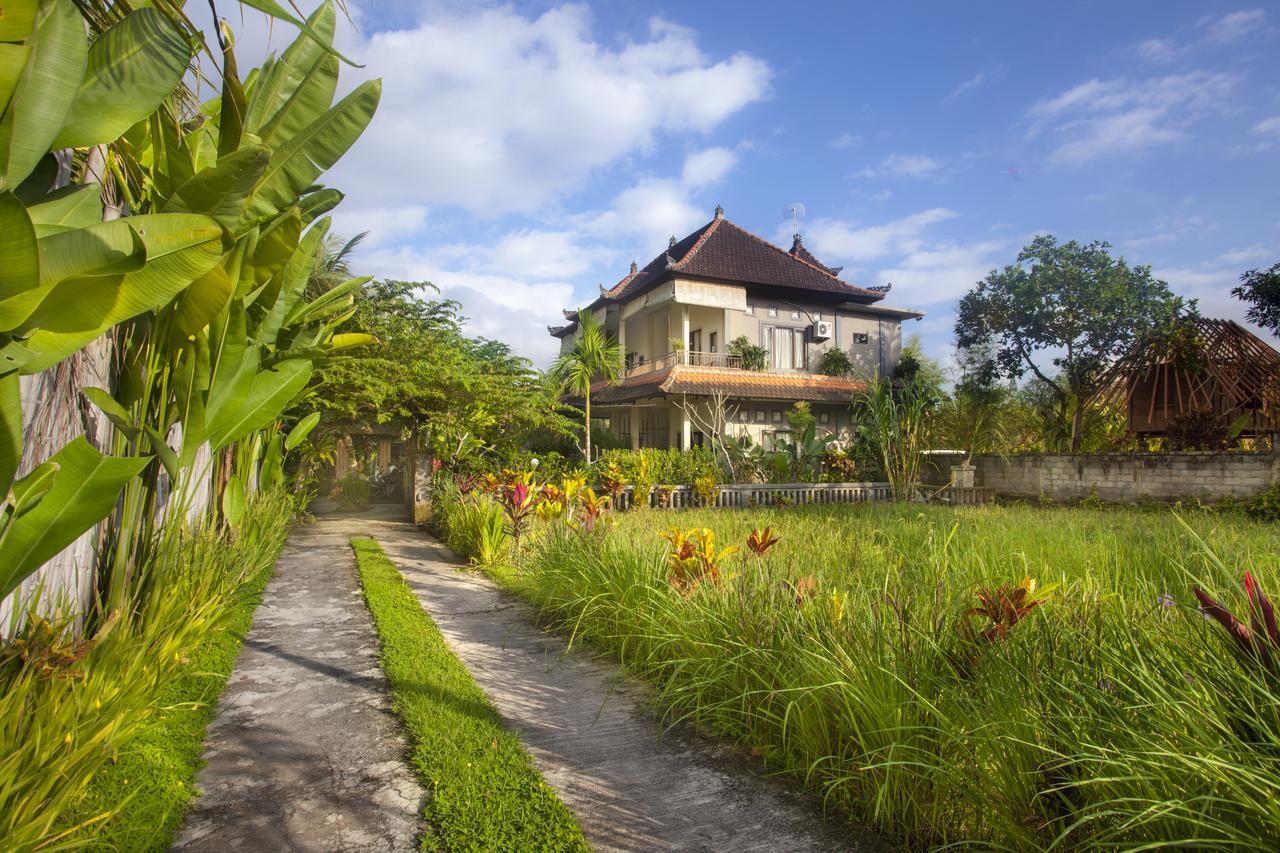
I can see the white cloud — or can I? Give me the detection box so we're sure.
[831,132,862,148]
[681,147,738,187]
[1135,37,1185,63]
[874,240,1007,306]
[854,153,944,179]
[356,245,576,364]
[806,208,957,263]
[1255,116,1280,136]
[1028,71,1238,165]
[1202,8,1267,45]
[945,66,1003,100]
[321,6,770,215]
[1217,244,1272,265]
[330,205,429,248]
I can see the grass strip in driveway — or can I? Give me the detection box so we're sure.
[351,537,587,852]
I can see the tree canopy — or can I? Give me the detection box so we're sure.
[955,235,1189,451]
[1232,262,1280,336]
[306,279,575,463]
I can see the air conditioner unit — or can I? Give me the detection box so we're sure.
[811,320,832,342]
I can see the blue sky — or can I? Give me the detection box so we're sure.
[214,1,1280,369]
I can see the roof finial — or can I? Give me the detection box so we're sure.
[630,260,637,274]
[598,283,607,296]
[714,204,724,220]
[668,235,677,249]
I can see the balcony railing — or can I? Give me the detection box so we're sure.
[624,350,743,378]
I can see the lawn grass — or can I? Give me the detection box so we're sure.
[468,500,1280,850]
[351,537,587,852]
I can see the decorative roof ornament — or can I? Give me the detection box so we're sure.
[630,260,638,274]
[664,252,676,269]
[714,204,724,220]
[868,283,892,294]
[598,283,607,296]
[668,235,677,249]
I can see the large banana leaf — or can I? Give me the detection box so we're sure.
[0,0,36,41]
[0,436,149,601]
[0,190,37,298]
[52,7,191,149]
[207,358,312,450]
[256,216,329,344]
[173,263,233,337]
[285,411,320,451]
[296,187,342,224]
[0,0,85,191]
[236,0,358,67]
[20,214,223,371]
[0,43,30,111]
[247,208,300,294]
[0,370,20,494]
[246,2,337,144]
[166,144,270,230]
[285,274,368,326]
[23,182,103,235]
[246,79,380,219]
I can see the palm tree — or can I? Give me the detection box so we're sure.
[551,310,622,463]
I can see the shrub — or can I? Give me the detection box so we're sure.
[334,474,372,510]
[819,347,853,377]
[1167,408,1230,451]
[820,448,860,482]
[693,473,719,507]
[728,335,768,372]
[1246,483,1280,523]
[592,447,720,487]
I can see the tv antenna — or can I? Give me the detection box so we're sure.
[783,202,806,237]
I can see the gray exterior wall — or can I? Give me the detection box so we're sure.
[972,453,1280,502]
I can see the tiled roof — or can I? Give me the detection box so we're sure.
[788,234,842,276]
[577,365,865,405]
[600,214,882,304]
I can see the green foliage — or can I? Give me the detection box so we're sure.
[511,503,1280,849]
[818,346,852,376]
[592,447,719,488]
[434,482,510,567]
[334,473,371,511]
[853,374,932,500]
[785,401,815,436]
[1246,483,1280,523]
[728,334,767,371]
[1166,408,1232,451]
[6,490,295,851]
[1231,262,1280,335]
[956,235,1189,452]
[351,537,588,853]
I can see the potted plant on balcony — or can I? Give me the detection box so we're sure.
[728,336,768,372]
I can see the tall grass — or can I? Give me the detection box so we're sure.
[0,491,297,851]
[508,503,1280,849]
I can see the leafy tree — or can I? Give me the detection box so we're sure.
[1232,262,1280,336]
[308,280,573,466]
[955,235,1188,452]
[550,310,622,463]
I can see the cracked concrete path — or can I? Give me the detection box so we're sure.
[172,510,424,852]
[367,519,887,853]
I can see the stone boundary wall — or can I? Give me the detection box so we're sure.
[971,453,1280,502]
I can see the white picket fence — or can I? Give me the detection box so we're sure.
[610,481,895,511]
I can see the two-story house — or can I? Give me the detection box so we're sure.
[548,207,923,450]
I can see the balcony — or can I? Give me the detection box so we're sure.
[625,350,743,378]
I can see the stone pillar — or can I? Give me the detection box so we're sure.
[681,396,692,451]
[334,434,350,478]
[618,315,627,369]
[377,436,391,470]
[631,404,641,450]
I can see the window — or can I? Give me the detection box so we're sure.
[709,331,718,353]
[790,310,801,320]
[754,410,765,423]
[765,326,807,371]
[772,410,782,423]
[852,332,869,345]
[767,306,778,317]
[819,412,830,424]
[689,328,701,352]
[745,303,755,316]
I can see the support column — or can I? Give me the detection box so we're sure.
[668,404,679,449]
[377,437,391,470]
[681,395,692,451]
[334,434,350,478]
[618,315,627,370]
[631,404,641,450]
[681,304,690,365]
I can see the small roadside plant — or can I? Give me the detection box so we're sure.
[1245,483,1280,523]
[573,487,611,533]
[661,528,738,594]
[1195,572,1280,676]
[498,479,538,552]
[745,527,781,557]
[693,473,719,507]
[961,576,1048,642]
[599,463,628,505]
